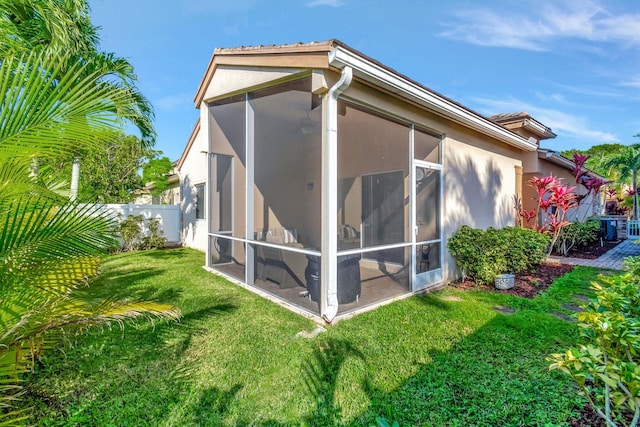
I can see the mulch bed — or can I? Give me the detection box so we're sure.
[451,262,575,298]
[569,404,607,427]
[551,240,621,259]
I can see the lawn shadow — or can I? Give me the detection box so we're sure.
[89,268,168,296]
[302,338,365,426]
[191,384,244,426]
[354,311,581,426]
[414,293,451,310]
[28,294,237,425]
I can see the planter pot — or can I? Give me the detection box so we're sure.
[495,273,515,290]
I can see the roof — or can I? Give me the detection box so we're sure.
[194,39,538,152]
[537,148,605,179]
[176,118,201,171]
[489,112,556,140]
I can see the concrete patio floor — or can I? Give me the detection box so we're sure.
[549,239,640,270]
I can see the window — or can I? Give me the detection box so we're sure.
[195,184,205,220]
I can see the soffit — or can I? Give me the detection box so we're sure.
[194,41,335,107]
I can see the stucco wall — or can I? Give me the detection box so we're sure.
[442,126,522,281]
[522,161,595,223]
[203,66,308,102]
[179,119,208,252]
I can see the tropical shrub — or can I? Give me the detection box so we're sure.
[118,215,166,252]
[140,217,166,250]
[554,219,600,256]
[447,225,549,285]
[549,257,640,427]
[501,226,549,272]
[523,175,578,253]
[519,163,609,254]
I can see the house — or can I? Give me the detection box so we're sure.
[489,112,602,223]
[176,39,592,322]
[134,161,181,205]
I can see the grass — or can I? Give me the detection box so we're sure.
[23,248,606,426]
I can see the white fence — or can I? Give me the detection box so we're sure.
[102,203,181,244]
[628,220,640,240]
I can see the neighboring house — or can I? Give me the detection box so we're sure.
[490,112,603,222]
[134,162,181,205]
[176,39,591,322]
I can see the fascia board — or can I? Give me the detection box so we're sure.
[524,118,556,139]
[539,150,605,179]
[329,46,537,152]
[540,150,576,170]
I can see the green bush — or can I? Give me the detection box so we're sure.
[447,225,550,285]
[502,226,549,272]
[549,257,640,426]
[139,217,166,250]
[554,219,600,256]
[119,214,144,252]
[117,215,166,252]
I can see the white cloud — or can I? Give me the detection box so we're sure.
[535,91,569,104]
[440,0,640,51]
[621,76,640,89]
[306,0,344,7]
[473,96,617,145]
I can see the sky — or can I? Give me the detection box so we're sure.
[90,0,640,161]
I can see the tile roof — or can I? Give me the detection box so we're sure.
[488,112,531,123]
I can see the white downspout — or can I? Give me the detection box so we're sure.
[321,66,352,323]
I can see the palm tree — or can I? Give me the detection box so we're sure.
[1,0,156,203]
[602,144,640,220]
[0,50,179,424]
[0,0,155,145]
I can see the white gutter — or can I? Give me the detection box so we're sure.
[321,66,352,323]
[542,150,576,170]
[328,46,537,152]
[524,118,556,139]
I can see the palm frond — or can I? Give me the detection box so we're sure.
[0,51,146,160]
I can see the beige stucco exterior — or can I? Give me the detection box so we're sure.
[180,44,534,283]
[177,40,585,321]
[178,120,208,251]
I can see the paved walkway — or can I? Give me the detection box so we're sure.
[549,239,640,270]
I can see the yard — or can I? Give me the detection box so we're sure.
[25,248,598,426]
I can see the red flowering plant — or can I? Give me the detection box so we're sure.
[571,153,590,181]
[584,177,609,196]
[522,175,578,254]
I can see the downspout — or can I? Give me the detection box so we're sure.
[321,66,352,323]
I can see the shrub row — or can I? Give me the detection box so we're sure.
[447,225,550,285]
[554,219,600,256]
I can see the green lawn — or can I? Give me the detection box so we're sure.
[25,248,601,426]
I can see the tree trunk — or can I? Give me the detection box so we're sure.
[70,158,80,201]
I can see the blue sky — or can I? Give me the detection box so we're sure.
[90,0,640,161]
